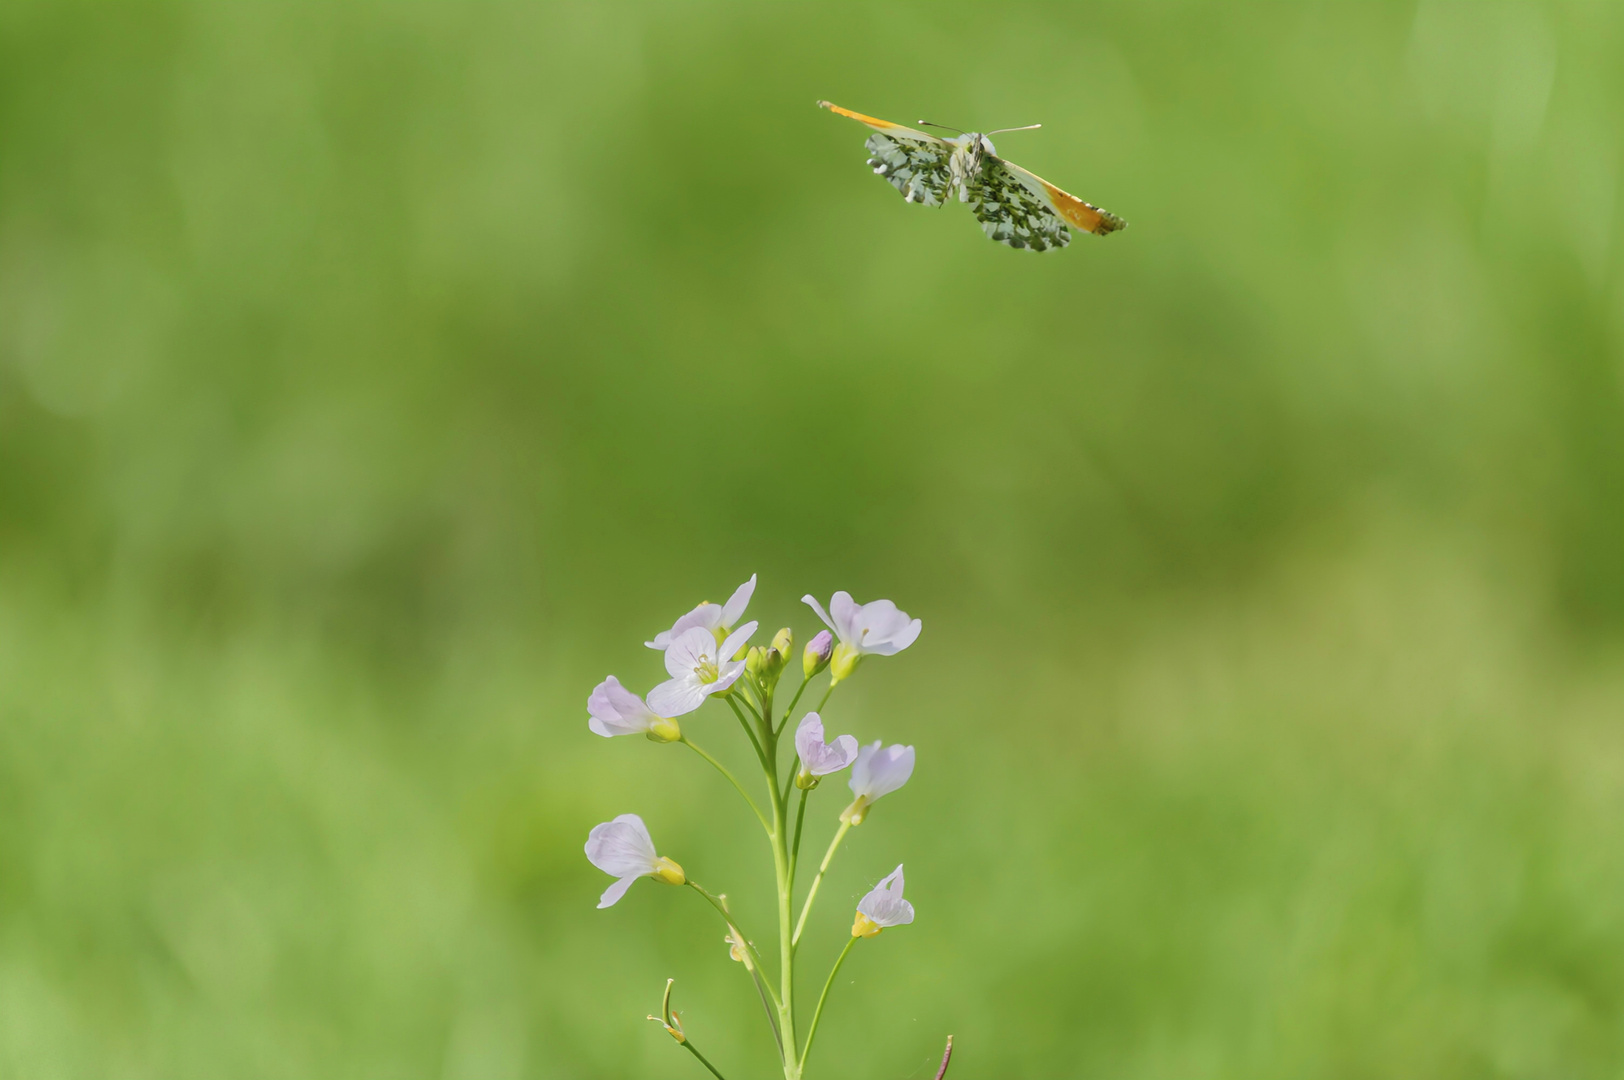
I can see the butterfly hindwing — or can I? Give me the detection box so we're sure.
[965,159,1073,251]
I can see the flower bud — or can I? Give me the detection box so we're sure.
[645,716,682,744]
[804,630,834,678]
[852,911,884,938]
[651,856,686,887]
[769,628,794,669]
[829,640,862,685]
[746,645,766,678]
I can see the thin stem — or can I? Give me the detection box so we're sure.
[933,1035,955,1080]
[686,883,778,1007]
[792,819,852,950]
[724,696,771,772]
[682,737,771,835]
[789,787,809,882]
[680,1039,730,1080]
[798,936,859,1073]
[814,681,836,716]
[776,674,813,737]
[764,729,800,1075]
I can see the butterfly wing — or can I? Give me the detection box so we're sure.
[968,157,1126,250]
[817,100,956,208]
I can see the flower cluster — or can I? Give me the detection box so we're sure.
[581,575,925,1080]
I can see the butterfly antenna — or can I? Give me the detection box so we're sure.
[917,120,966,135]
[986,123,1042,135]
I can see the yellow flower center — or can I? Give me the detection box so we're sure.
[652,856,686,887]
[852,911,884,938]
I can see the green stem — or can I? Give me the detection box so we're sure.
[814,681,836,716]
[798,936,859,1073]
[682,737,771,835]
[776,675,813,738]
[792,819,852,951]
[686,883,779,1010]
[765,733,801,1076]
[789,787,809,882]
[680,1038,729,1080]
[725,697,771,772]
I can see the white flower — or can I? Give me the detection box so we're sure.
[795,712,859,783]
[853,863,914,937]
[584,813,685,909]
[647,622,757,717]
[587,676,683,741]
[844,741,915,824]
[801,591,921,682]
[646,574,757,650]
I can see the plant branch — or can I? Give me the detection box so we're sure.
[686,883,779,1011]
[792,818,852,950]
[798,936,858,1073]
[682,737,771,835]
[723,696,771,772]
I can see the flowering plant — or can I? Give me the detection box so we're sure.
[583,576,949,1080]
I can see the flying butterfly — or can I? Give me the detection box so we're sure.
[817,100,1126,251]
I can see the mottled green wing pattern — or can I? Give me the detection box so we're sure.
[965,159,1073,251]
[865,132,954,207]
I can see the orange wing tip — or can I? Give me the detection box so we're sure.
[1041,181,1127,236]
[815,100,901,131]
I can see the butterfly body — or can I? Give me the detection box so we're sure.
[819,100,1126,251]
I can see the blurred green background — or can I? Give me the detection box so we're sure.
[3,1,1624,1076]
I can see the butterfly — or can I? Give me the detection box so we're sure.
[817,101,1126,251]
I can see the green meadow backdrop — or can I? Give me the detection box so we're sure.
[3,2,1623,1076]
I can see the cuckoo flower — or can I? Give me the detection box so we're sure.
[853,864,914,937]
[585,814,685,909]
[844,741,915,824]
[794,712,860,789]
[647,622,758,718]
[646,574,758,650]
[801,591,921,683]
[588,676,683,742]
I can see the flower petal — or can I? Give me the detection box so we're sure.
[856,863,915,927]
[850,742,915,800]
[801,594,838,635]
[708,660,745,697]
[829,591,861,642]
[720,574,757,628]
[668,602,723,640]
[795,713,826,768]
[863,617,921,655]
[585,814,659,878]
[665,626,717,678]
[647,677,706,718]
[718,620,758,664]
[597,874,640,909]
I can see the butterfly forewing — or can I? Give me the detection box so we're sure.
[998,158,1126,238]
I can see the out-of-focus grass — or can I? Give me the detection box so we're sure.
[2,2,1623,1077]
